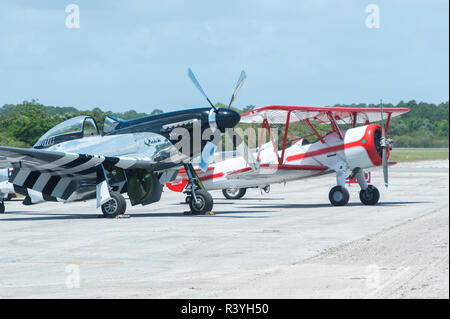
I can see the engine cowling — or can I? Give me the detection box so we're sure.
[343,124,388,169]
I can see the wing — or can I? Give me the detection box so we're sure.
[165,165,220,193]
[240,105,410,125]
[226,163,328,180]
[0,146,156,200]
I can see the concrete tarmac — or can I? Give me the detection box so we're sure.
[0,160,448,298]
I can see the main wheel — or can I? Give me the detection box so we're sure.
[359,185,380,205]
[329,185,350,206]
[222,187,246,200]
[101,192,126,218]
[0,202,4,214]
[189,190,214,214]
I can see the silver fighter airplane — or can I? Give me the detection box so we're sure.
[0,69,244,217]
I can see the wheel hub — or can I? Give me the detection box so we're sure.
[193,196,205,209]
[103,198,118,215]
[362,190,373,200]
[226,188,239,196]
[333,191,343,202]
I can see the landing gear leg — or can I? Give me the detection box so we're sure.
[96,164,127,218]
[183,164,213,214]
[354,168,380,205]
[329,162,350,206]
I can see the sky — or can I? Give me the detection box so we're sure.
[0,0,448,113]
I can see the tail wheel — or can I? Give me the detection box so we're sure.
[222,187,247,200]
[329,185,350,206]
[359,185,380,205]
[189,190,213,214]
[101,192,126,218]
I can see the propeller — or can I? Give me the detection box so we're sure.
[187,68,217,112]
[379,99,391,188]
[187,68,221,171]
[187,68,259,172]
[224,70,258,170]
[226,71,259,171]
[228,71,246,109]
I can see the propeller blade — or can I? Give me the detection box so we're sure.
[187,68,217,111]
[228,70,247,109]
[380,99,386,140]
[383,147,388,188]
[380,99,389,188]
[227,130,259,171]
[198,141,217,172]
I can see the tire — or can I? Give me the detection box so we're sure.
[185,195,192,204]
[222,187,247,200]
[101,192,126,218]
[329,185,350,206]
[0,202,4,214]
[22,196,32,206]
[189,190,214,214]
[359,185,380,205]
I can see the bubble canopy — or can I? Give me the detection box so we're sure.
[34,116,98,149]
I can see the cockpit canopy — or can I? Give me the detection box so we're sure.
[34,116,99,149]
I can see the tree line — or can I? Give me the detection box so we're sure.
[0,99,447,148]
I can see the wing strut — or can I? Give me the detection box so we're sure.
[327,112,343,140]
[263,118,281,163]
[280,111,291,164]
[304,119,325,144]
[254,112,293,165]
[385,112,392,134]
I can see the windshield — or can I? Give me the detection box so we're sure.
[83,118,98,137]
[34,116,98,148]
[102,115,122,135]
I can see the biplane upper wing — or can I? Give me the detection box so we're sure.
[240,105,410,124]
[0,146,157,200]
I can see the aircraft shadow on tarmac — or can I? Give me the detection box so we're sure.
[0,209,272,221]
[129,210,271,219]
[171,197,285,206]
[240,201,432,210]
[222,197,285,201]
[0,201,430,222]
[0,211,102,222]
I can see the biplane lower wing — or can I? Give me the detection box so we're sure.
[226,164,328,180]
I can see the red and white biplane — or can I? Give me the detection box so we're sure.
[167,104,409,206]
